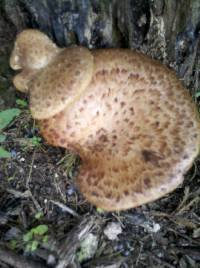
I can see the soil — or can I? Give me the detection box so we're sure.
[0,11,200,268]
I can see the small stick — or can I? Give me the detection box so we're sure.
[0,246,46,268]
[50,200,80,218]
[26,150,36,188]
[25,150,42,211]
[54,215,101,268]
[6,188,31,198]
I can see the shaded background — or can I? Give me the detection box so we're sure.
[1,0,200,86]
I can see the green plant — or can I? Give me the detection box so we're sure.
[57,152,78,178]
[96,207,104,214]
[0,108,21,158]
[20,136,42,150]
[23,224,49,252]
[16,98,28,108]
[10,224,49,252]
[34,211,44,220]
[0,146,11,158]
[194,90,200,102]
[194,90,200,113]
[29,136,42,147]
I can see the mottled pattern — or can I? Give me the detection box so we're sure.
[10,29,59,71]
[10,29,60,92]
[10,30,200,211]
[30,47,93,119]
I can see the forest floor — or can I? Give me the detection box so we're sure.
[0,19,200,268]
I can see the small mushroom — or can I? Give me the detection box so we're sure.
[10,29,200,211]
[10,29,60,92]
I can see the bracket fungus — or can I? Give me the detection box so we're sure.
[10,29,200,211]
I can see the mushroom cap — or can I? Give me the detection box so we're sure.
[10,29,59,71]
[10,29,61,93]
[29,47,94,119]
[37,49,200,211]
[9,30,200,211]
[12,69,38,93]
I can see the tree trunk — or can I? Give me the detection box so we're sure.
[1,0,200,90]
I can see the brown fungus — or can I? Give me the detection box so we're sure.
[10,29,200,211]
[10,29,60,92]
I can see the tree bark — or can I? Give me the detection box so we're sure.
[1,0,200,89]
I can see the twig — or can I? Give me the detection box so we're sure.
[176,196,200,215]
[84,255,126,268]
[26,150,36,188]
[6,187,41,212]
[135,243,143,266]
[53,175,66,203]
[6,188,31,198]
[50,200,80,218]
[188,161,198,182]
[173,186,190,215]
[27,190,41,212]
[0,246,46,268]
[53,215,101,268]
[25,150,42,211]
[151,254,175,268]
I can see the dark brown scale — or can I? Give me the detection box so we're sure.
[105,191,113,199]
[143,178,151,187]
[60,138,66,144]
[91,191,100,197]
[123,189,129,196]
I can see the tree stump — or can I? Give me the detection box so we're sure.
[1,0,200,88]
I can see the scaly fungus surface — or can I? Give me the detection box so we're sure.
[10,29,200,211]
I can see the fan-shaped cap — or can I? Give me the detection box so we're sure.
[9,30,200,211]
[29,47,94,119]
[37,49,200,211]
